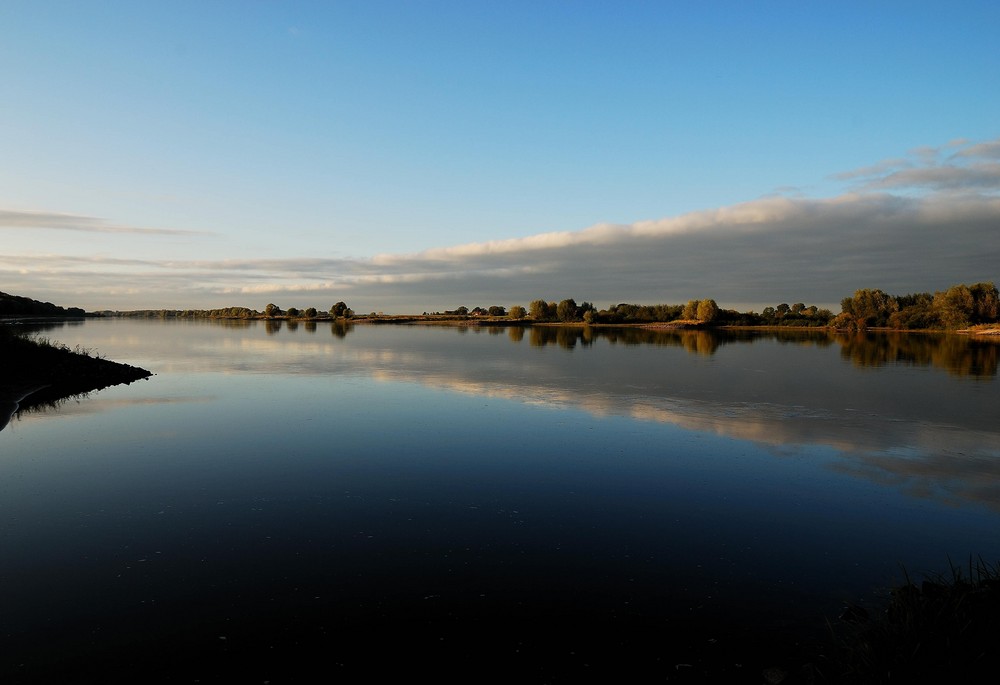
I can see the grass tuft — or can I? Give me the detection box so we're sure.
[829,557,1000,683]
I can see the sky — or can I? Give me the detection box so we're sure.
[2,0,998,313]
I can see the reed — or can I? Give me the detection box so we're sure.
[829,557,1000,683]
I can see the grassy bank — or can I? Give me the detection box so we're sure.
[0,326,151,425]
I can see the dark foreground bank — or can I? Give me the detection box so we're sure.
[0,326,151,430]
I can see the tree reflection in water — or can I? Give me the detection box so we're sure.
[837,331,998,378]
[518,326,996,377]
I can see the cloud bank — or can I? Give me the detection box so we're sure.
[3,138,999,311]
[0,209,205,236]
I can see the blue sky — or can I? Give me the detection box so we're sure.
[2,1,998,312]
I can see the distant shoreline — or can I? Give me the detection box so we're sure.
[54,312,1000,336]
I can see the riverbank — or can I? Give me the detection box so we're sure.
[964,324,1000,336]
[0,327,151,430]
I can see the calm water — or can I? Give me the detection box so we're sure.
[2,320,999,680]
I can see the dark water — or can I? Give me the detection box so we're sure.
[2,320,999,681]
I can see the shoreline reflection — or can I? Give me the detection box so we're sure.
[9,320,998,510]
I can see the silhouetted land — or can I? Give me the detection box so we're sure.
[0,327,151,431]
[0,290,86,318]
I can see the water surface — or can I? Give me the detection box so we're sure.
[2,320,998,680]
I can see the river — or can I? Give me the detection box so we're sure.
[2,319,998,681]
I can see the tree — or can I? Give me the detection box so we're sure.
[488,305,507,317]
[889,293,936,329]
[557,298,578,322]
[304,307,318,318]
[286,307,300,318]
[264,303,281,318]
[934,285,974,329]
[509,305,526,320]
[841,288,898,330]
[970,282,999,323]
[682,300,700,320]
[330,301,349,318]
[696,299,719,322]
[529,299,549,320]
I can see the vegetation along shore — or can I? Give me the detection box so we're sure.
[2,279,996,426]
[0,321,151,431]
[70,280,999,335]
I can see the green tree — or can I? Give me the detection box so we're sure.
[970,282,999,323]
[682,300,700,320]
[841,288,898,330]
[889,293,936,329]
[304,307,318,318]
[509,305,526,320]
[286,307,300,318]
[696,299,719,322]
[264,303,281,318]
[529,299,549,320]
[330,301,349,318]
[934,285,974,328]
[487,305,507,317]
[557,298,578,322]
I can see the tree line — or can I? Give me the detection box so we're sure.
[263,301,354,319]
[512,297,832,327]
[443,281,997,331]
[834,282,999,331]
[0,290,85,318]
[432,297,829,327]
[96,302,356,320]
[28,279,1000,332]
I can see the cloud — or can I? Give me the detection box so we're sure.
[832,157,912,181]
[6,137,1000,311]
[951,140,1000,160]
[860,164,1000,193]
[838,138,1000,194]
[0,209,207,235]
